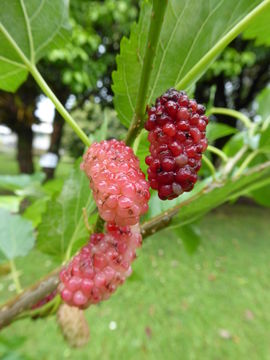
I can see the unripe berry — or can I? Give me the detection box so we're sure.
[59,224,142,309]
[81,139,150,226]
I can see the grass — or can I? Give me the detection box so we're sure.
[0,152,19,175]
[0,204,270,359]
[0,151,73,179]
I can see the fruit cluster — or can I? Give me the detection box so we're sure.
[145,88,208,200]
[81,139,150,226]
[59,223,142,309]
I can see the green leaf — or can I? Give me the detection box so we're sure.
[0,208,35,260]
[259,126,270,150]
[142,163,270,239]
[222,132,245,156]
[143,178,210,221]
[175,164,270,227]
[37,159,96,259]
[251,185,270,208]
[0,0,70,92]
[0,196,22,212]
[0,173,44,192]
[90,108,110,143]
[257,86,270,120]
[243,2,270,46]
[255,86,270,150]
[135,129,149,175]
[206,122,237,143]
[23,197,49,227]
[42,178,64,198]
[113,0,261,127]
[171,223,201,254]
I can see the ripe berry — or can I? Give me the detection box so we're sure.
[145,88,208,200]
[81,140,150,226]
[59,224,142,309]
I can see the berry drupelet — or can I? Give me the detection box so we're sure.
[81,139,150,226]
[59,223,142,309]
[145,88,208,200]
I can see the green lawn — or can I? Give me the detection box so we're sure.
[0,152,19,175]
[0,151,73,179]
[1,204,270,360]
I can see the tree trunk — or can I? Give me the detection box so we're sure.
[43,113,65,180]
[16,127,34,174]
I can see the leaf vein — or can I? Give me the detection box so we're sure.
[30,0,46,21]
[0,56,26,69]
[0,68,23,80]
[35,10,66,56]
[123,62,135,114]
[175,0,225,84]
[149,1,189,102]
[20,0,35,63]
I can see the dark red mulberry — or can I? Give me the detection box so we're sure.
[145,88,208,200]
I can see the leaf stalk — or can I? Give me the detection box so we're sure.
[175,0,270,90]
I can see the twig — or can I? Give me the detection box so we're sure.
[9,260,22,294]
[207,145,228,163]
[0,269,60,329]
[208,107,253,129]
[222,145,248,176]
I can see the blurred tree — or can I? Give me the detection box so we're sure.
[0,79,38,173]
[194,39,270,150]
[195,39,270,121]
[1,1,269,176]
[0,0,138,175]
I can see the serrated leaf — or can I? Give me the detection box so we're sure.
[171,223,201,254]
[0,208,35,260]
[243,2,270,46]
[37,159,96,259]
[113,0,261,127]
[206,122,237,143]
[0,0,70,92]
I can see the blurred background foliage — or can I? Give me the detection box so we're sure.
[0,0,138,176]
[0,0,269,179]
[0,0,270,358]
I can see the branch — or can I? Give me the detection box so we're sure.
[1,160,270,330]
[0,269,60,329]
[0,185,211,330]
